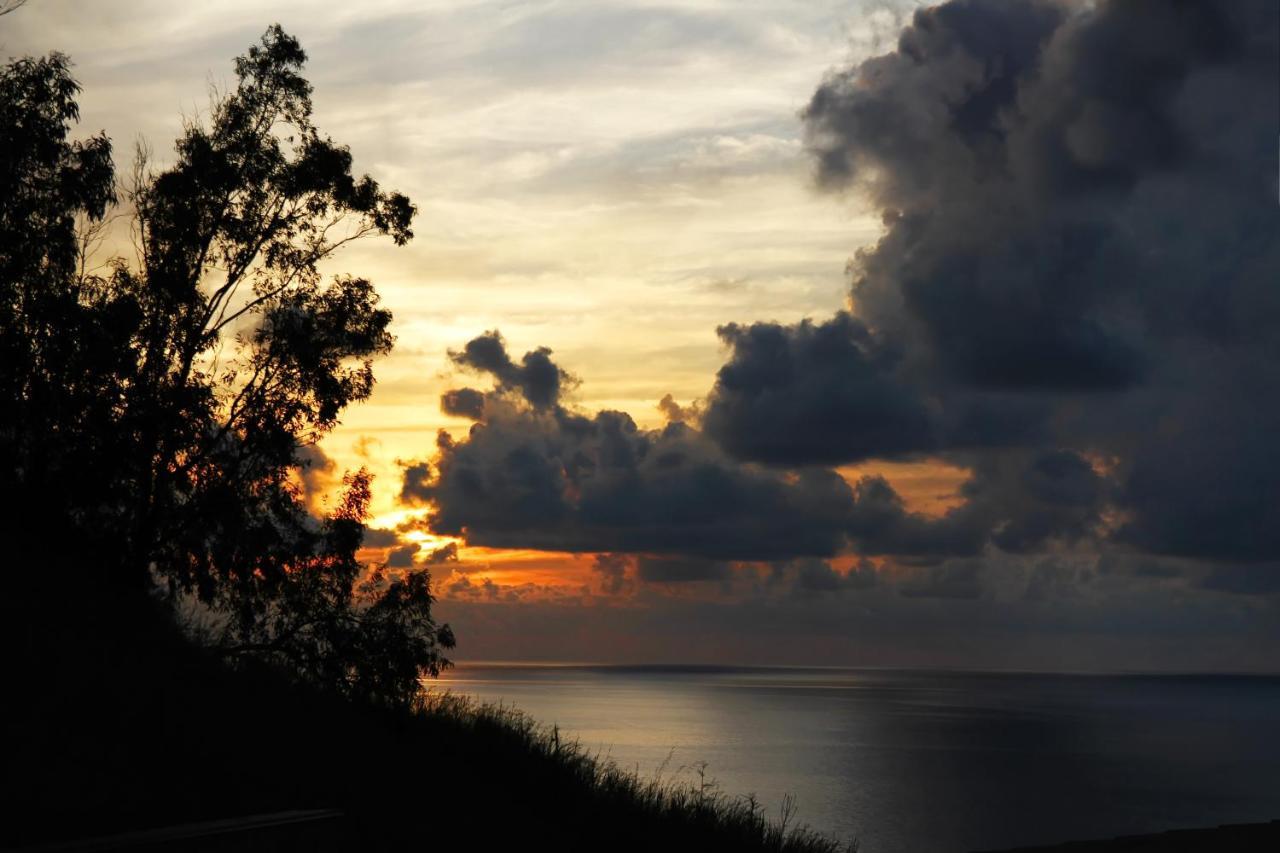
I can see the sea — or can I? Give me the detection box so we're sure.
[436,664,1280,853]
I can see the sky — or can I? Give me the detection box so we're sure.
[6,0,1279,671]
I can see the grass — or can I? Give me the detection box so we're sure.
[412,691,858,852]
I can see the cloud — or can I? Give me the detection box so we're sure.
[411,409,857,560]
[687,0,1279,574]
[592,553,631,595]
[294,443,337,506]
[387,544,418,568]
[636,556,732,584]
[1113,372,1280,563]
[449,330,574,410]
[399,460,433,506]
[845,475,985,560]
[798,0,1269,379]
[800,0,1275,385]
[407,333,859,561]
[447,574,502,601]
[440,387,486,420]
[423,541,459,565]
[779,557,880,597]
[841,447,1106,562]
[657,393,702,426]
[803,0,1152,390]
[897,560,985,600]
[409,332,1113,573]
[702,313,935,466]
[361,527,400,548]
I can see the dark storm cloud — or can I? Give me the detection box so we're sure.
[803,0,1154,389]
[636,556,732,584]
[1112,361,1280,564]
[842,447,1105,561]
[424,542,459,565]
[412,334,1109,567]
[702,311,1060,467]
[361,527,400,548]
[449,330,573,410]
[846,475,984,560]
[702,313,935,466]
[688,0,1278,574]
[400,460,433,506]
[799,0,1276,384]
[780,557,880,596]
[441,387,486,420]
[964,449,1105,555]
[387,544,418,568]
[405,396,857,561]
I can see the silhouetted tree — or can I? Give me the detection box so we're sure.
[0,52,122,547]
[1,27,453,707]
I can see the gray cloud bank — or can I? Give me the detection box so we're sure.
[408,330,1191,590]
[706,0,1279,571]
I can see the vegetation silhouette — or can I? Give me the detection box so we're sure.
[2,24,451,706]
[0,22,854,852]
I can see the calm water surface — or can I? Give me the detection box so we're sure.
[438,665,1280,853]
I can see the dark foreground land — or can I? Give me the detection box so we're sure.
[13,814,1280,853]
[1,581,849,853]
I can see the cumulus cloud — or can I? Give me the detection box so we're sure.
[702,313,934,466]
[361,527,400,548]
[776,558,880,597]
[399,460,433,506]
[405,336,858,561]
[387,544,418,568]
[407,332,1113,572]
[691,0,1278,575]
[441,387,486,420]
[424,542,459,565]
[804,0,1276,384]
[657,393,702,426]
[449,330,574,410]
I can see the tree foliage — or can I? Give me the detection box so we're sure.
[0,26,453,706]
